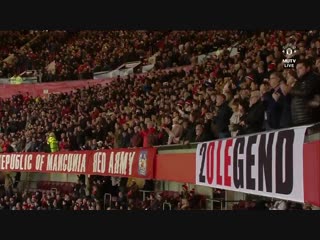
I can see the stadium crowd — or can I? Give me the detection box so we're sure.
[0,30,319,153]
[0,30,320,210]
[0,176,312,210]
[0,176,206,210]
[0,30,245,81]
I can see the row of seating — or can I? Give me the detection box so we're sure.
[36,181,74,193]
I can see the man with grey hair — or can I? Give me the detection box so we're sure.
[240,90,265,134]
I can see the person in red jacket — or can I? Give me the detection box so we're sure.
[140,121,157,147]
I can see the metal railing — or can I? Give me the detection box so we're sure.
[206,198,224,210]
[162,201,172,210]
[155,123,320,153]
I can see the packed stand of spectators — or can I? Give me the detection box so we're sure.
[1,30,320,155]
[154,30,245,69]
[104,182,206,210]
[0,31,39,78]
[0,173,204,210]
[1,30,319,211]
[13,31,70,78]
[0,188,102,210]
[91,31,165,71]
[0,31,167,81]
[0,31,66,78]
[0,172,313,210]
[0,30,245,82]
[0,31,38,61]
[40,31,166,82]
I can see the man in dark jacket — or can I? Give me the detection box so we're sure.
[241,90,265,134]
[264,72,292,129]
[291,59,320,126]
[212,94,233,139]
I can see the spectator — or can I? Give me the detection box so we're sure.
[141,121,157,147]
[264,72,291,129]
[47,132,59,153]
[130,126,143,148]
[212,94,233,139]
[194,124,210,142]
[166,117,183,145]
[241,91,265,134]
[228,99,241,137]
[127,180,140,201]
[4,174,13,196]
[13,172,21,189]
[291,59,320,126]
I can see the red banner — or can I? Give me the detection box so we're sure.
[0,148,156,179]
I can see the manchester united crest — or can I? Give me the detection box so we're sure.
[138,150,147,176]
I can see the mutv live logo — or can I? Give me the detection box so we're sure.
[283,58,296,69]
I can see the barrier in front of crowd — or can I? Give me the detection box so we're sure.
[1,124,320,206]
[0,78,114,99]
[155,124,320,206]
[0,148,157,179]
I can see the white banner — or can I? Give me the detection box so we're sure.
[196,126,308,202]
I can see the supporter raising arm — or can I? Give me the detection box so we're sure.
[140,121,157,147]
[164,117,183,145]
